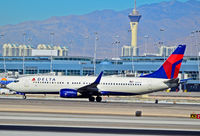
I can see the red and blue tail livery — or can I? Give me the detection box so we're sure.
[141,45,186,79]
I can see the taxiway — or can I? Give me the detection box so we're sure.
[0,98,200,135]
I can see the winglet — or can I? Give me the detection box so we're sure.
[94,71,103,84]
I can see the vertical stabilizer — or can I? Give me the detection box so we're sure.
[141,45,186,79]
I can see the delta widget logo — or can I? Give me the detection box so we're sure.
[1,78,7,81]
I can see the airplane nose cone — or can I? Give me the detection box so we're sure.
[6,83,15,90]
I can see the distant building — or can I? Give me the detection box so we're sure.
[32,49,58,56]
[159,46,177,57]
[2,43,68,57]
[35,44,68,56]
[121,45,139,56]
[2,43,31,56]
[128,0,141,48]
[121,0,141,57]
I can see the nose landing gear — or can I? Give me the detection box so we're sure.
[23,94,26,99]
[17,92,26,99]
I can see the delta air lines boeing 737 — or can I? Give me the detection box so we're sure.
[5,45,186,102]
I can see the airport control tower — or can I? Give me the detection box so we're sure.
[121,0,141,56]
[129,0,141,48]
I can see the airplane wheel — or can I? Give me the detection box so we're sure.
[96,96,102,102]
[89,96,95,102]
[23,95,26,99]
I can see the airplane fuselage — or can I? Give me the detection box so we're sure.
[8,75,175,95]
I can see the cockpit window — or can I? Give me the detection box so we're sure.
[14,80,19,83]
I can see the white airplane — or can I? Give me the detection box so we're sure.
[6,45,186,102]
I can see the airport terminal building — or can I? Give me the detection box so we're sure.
[0,55,199,91]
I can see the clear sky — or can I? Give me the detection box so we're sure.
[0,0,194,26]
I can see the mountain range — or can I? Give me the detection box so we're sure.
[0,0,200,57]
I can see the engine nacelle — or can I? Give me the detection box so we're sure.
[60,89,79,98]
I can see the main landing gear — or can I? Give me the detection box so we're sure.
[89,96,102,102]
[96,96,102,102]
[89,96,95,102]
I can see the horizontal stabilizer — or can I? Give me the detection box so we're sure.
[164,78,179,84]
[180,78,192,83]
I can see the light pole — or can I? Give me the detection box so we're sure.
[113,35,120,56]
[50,32,54,73]
[128,29,135,73]
[160,28,165,44]
[144,35,149,56]
[160,28,165,61]
[85,35,89,56]
[69,40,73,56]
[131,51,135,75]
[112,41,115,59]
[116,40,120,58]
[27,38,32,56]
[115,40,120,65]
[94,32,98,76]
[112,35,120,65]
[0,34,6,74]
[191,31,200,83]
[23,33,26,75]
[28,38,32,45]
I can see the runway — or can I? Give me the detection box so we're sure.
[0,98,200,135]
[0,98,200,117]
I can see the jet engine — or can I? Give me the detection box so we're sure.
[60,89,79,98]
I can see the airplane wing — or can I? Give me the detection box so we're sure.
[60,72,104,101]
[77,72,103,96]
